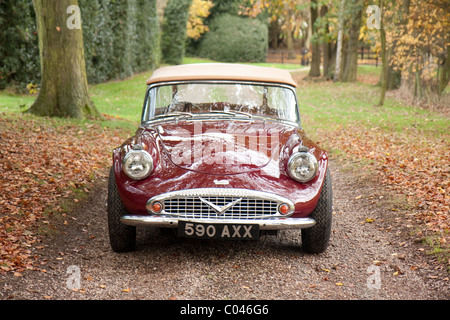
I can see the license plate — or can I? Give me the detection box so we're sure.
[178,221,259,240]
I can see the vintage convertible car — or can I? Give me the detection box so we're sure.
[107,63,332,253]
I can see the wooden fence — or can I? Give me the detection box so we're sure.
[266,47,379,66]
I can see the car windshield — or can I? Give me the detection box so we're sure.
[143,82,299,123]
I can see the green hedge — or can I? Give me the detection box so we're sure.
[0,0,161,91]
[198,14,268,63]
[79,0,115,84]
[135,0,161,73]
[80,0,161,83]
[206,0,242,21]
[161,0,192,65]
[0,0,40,91]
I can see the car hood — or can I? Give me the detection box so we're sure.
[154,120,301,175]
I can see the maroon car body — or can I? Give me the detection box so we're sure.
[107,63,332,253]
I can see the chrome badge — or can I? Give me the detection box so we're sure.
[199,197,242,216]
[214,179,230,186]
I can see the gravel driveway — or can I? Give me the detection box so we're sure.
[1,159,448,303]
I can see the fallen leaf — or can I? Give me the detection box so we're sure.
[0,115,129,273]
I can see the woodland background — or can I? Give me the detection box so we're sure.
[0,0,448,274]
[1,0,449,106]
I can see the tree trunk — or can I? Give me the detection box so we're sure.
[333,0,345,82]
[342,0,364,82]
[386,0,411,90]
[378,0,387,106]
[321,5,332,79]
[414,62,423,99]
[28,0,101,119]
[386,56,402,89]
[269,20,280,49]
[285,8,295,59]
[438,45,450,96]
[286,29,295,59]
[309,0,321,77]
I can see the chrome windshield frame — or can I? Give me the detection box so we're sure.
[141,80,302,129]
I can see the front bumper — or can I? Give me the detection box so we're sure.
[121,215,316,230]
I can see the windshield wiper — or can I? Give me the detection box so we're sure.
[154,111,194,119]
[228,110,252,118]
[153,110,253,121]
[208,110,235,116]
[207,110,253,119]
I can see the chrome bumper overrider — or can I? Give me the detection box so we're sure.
[120,215,316,230]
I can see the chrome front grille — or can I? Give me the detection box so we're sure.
[147,188,295,220]
[164,196,279,219]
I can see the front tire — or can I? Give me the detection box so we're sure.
[301,168,333,254]
[107,167,136,252]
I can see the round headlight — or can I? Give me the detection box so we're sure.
[123,149,153,180]
[288,152,318,182]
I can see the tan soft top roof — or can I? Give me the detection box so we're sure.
[146,63,297,87]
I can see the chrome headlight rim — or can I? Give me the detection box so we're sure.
[123,148,154,180]
[287,151,318,183]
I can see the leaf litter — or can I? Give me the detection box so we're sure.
[313,122,449,257]
[0,114,129,273]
